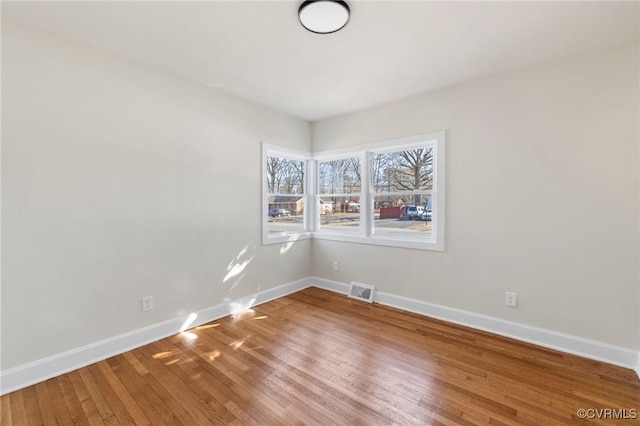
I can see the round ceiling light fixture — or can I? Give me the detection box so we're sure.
[298,0,350,34]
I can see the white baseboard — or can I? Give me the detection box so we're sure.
[0,277,313,395]
[2,276,638,395]
[311,276,350,294]
[310,277,640,377]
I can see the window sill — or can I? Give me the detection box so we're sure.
[263,230,444,251]
[312,232,444,251]
[262,232,313,246]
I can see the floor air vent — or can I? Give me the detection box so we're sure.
[348,282,375,303]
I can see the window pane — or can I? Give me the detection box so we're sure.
[319,158,361,194]
[318,196,361,233]
[372,148,433,192]
[267,195,305,234]
[266,156,304,194]
[373,194,432,237]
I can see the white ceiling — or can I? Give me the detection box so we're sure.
[3,1,639,121]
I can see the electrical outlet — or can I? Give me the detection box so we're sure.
[142,296,153,312]
[332,261,339,272]
[505,292,517,308]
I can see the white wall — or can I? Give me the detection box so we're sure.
[312,44,640,350]
[2,18,638,379]
[1,21,311,370]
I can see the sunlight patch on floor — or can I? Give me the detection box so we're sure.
[230,298,257,317]
[207,350,221,361]
[180,331,198,342]
[152,350,178,359]
[196,323,219,330]
[229,339,246,350]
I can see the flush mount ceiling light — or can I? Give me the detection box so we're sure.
[299,0,350,34]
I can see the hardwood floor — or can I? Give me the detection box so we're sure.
[2,287,639,425]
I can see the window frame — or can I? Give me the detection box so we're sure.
[262,131,445,251]
[315,153,364,236]
[313,131,445,251]
[262,143,313,245]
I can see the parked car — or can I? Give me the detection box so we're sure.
[407,206,425,220]
[270,208,291,217]
[421,208,432,221]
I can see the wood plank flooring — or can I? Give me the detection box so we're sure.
[2,287,639,425]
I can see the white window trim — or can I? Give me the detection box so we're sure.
[262,143,313,245]
[262,131,445,251]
